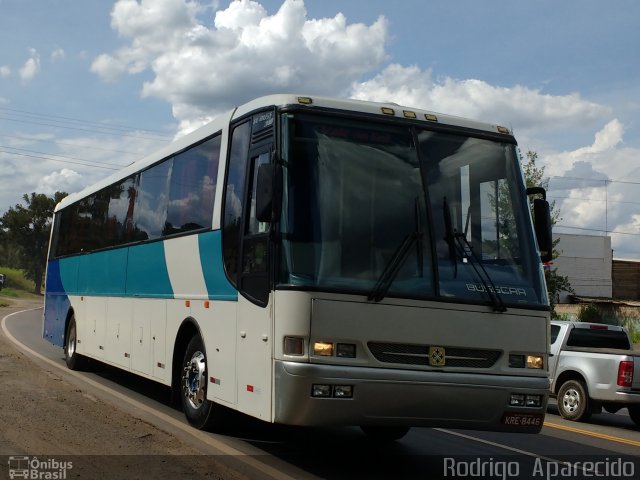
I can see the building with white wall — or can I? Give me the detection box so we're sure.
[551,233,612,303]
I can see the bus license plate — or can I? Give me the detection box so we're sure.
[502,413,543,427]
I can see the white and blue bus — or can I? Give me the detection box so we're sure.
[44,94,553,440]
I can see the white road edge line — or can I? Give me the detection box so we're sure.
[435,428,578,469]
[2,308,299,480]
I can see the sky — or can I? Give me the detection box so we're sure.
[1,0,639,258]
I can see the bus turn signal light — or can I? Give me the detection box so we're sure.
[284,336,304,356]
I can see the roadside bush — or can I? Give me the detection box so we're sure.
[577,304,602,323]
[0,266,35,292]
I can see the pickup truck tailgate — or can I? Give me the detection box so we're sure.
[634,355,640,390]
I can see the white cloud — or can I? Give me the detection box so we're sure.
[540,120,640,259]
[349,64,609,132]
[0,65,11,77]
[544,120,626,177]
[87,0,639,258]
[93,0,388,133]
[37,169,83,195]
[611,214,640,259]
[19,48,41,83]
[51,48,65,62]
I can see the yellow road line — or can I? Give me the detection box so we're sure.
[544,421,640,447]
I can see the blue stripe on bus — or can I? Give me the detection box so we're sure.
[198,230,238,300]
[77,247,129,295]
[49,231,237,300]
[43,231,238,345]
[43,260,69,347]
[126,240,174,297]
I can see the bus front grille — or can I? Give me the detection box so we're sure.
[367,342,501,368]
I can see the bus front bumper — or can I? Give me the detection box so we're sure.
[273,360,549,432]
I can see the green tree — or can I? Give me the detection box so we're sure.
[1,192,67,294]
[521,150,573,318]
[0,228,23,268]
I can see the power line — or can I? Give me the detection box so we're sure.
[0,115,171,142]
[0,106,172,138]
[547,194,640,207]
[550,175,640,186]
[0,145,129,168]
[0,133,146,157]
[0,150,121,170]
[555,225,640,237]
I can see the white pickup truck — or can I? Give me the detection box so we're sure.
[549,320,640,426]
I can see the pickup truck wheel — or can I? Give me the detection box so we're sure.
[558,380,591,421]
[628,405,640,427]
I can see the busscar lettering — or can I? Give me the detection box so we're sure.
[253,111,274,128]
[466,284,527,296]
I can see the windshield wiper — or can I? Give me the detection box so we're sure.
[368,198,423,302]
[442,197,507,313]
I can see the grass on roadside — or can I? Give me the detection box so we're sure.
[0,266,40,308]
[0,267,35,290]
[0,287,40,299]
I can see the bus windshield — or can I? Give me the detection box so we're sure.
[278,113,548,308]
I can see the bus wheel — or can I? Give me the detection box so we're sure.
[181,335,220,430]
[360,426,410,442]
[65,316,88,371]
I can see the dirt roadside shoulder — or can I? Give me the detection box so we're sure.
[0,299,247,480]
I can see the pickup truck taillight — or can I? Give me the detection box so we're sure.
[617,361,634,387]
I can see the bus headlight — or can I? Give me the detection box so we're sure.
[313,341,333,356]
[526,355,544,369]
[509,354,544,369]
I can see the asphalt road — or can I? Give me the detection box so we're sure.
[4,307,640,480]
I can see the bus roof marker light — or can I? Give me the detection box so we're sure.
[381,107,395,116]
[403,110,417,119]
[297,96,313,105]
[497,126,510,134]
[424,114,438,122]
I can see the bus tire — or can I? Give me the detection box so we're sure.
[181,334,220,430]
[557,379,591,421]
[360,426,410,442]
[65,315,88,371]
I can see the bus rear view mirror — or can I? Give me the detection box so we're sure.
[526,187,553,263]
[256,163,282,223]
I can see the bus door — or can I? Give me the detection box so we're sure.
[228,110,276,421]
